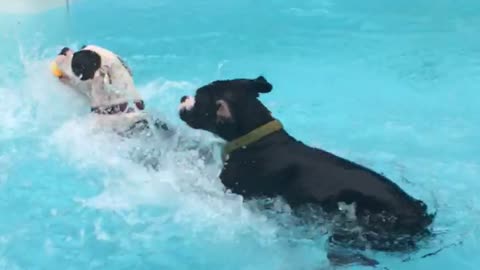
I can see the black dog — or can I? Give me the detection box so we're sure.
[179,76,434,264]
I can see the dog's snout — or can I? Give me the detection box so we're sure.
[178,96,195,112]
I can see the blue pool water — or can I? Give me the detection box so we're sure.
[1,0,479,269]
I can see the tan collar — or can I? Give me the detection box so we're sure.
[222,120,283,161]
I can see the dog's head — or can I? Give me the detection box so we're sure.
[54,46,101,81]
[179,76,274,141]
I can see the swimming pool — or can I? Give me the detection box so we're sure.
[1,0,479,269]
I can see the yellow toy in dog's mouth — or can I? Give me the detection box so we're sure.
[50,62,63,78]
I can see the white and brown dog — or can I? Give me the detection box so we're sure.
[53,45,216,167]
[53,45,163,134]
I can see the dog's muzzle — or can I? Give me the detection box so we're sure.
[179,96,195,112]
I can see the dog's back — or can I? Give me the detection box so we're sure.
[222,130,433,251]
[294,137,433,241]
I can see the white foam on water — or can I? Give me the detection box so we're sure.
[48,116,180,207]
[0,86,34,140]
[22,68,282,242]
[0,54,90,141]
[47,114,280,240]
[0,52,280,242]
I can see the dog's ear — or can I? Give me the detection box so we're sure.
[216,99,233,122]
[251,76,272,94]
[59,47,71,56]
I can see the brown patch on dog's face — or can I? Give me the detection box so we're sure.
[71,50,102,81]
[179,76,273,139]
[55,47,101,81]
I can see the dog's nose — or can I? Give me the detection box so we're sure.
[180,96,187,103]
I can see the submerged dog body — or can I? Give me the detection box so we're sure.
[179,76,434,252]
